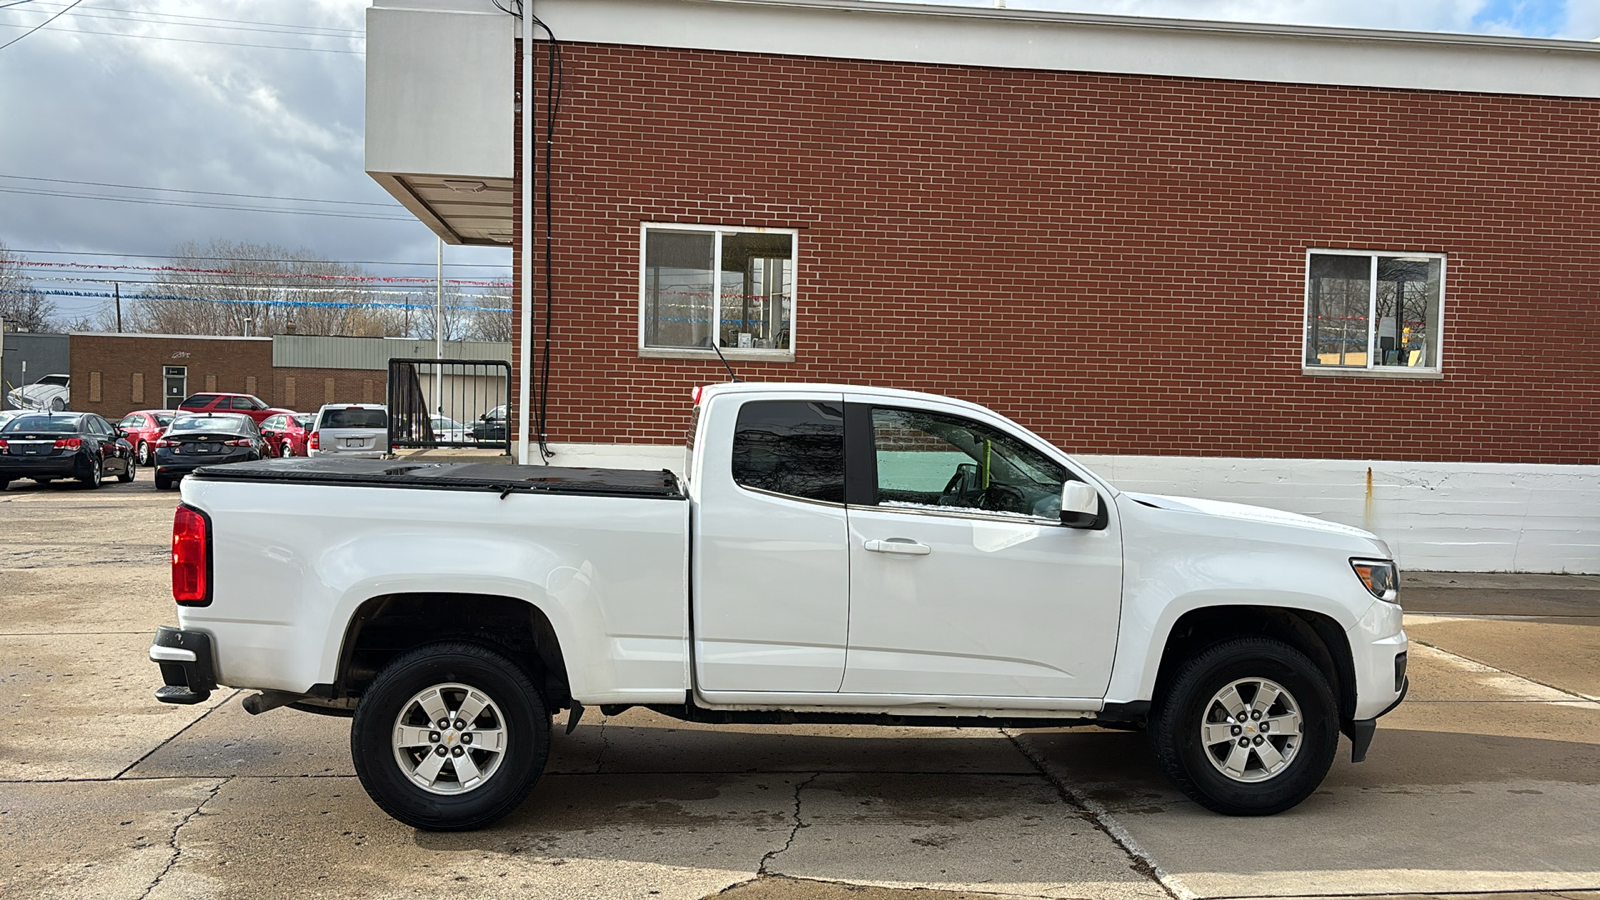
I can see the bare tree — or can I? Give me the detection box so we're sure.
[464,289,512,342]
[0,242,55,332]
[127,240,406,337]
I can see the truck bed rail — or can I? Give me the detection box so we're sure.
[190,458,685,500]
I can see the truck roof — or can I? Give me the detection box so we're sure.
[697,382,997,417]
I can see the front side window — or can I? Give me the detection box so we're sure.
[870,407,1068,519]
[1305,251,1444,372]
[641,224,795,355]
[730,400,844,503]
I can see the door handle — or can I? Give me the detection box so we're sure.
[864,539,931,556]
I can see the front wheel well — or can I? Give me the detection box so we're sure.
[331,592,572,711]
[1152,605,1356,727]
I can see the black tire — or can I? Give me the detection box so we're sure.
[154,473,173,490]
[0,479,8,491]
[78,456,102,489]
[351,641,549,832]
[282,441,294,458]
[138,441,152,465]
[1150,636,1337,816]
[118,458,137,483]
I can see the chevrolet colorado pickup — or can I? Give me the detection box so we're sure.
[149,382,1408,831]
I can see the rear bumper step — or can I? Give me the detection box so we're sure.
[150,626,218,704]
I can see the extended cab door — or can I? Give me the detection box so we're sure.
[692,393,851,693]
[841,400,1123,699]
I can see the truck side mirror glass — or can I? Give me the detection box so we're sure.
[1060,481,1101,529]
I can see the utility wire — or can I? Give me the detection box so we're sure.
[0,175,401,208]
[10,249,509,269]
[5,2,364,38]
[0,186,416,221]
[13,249,509,268]
[16,3,364,38]
[0,0,81,52]
[0,22,362,54]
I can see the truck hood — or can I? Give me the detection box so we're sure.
[1122,491,1389,553]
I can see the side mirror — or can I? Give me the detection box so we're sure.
[1060,481,1102,529]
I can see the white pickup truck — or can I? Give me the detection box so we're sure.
[149,382,1408,831]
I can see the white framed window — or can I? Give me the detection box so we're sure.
[1303,249,1445,375]
[640,223,796,360]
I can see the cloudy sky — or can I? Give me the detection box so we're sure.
[0,0,1593,324]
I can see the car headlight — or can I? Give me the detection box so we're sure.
[1350,558,1399,603]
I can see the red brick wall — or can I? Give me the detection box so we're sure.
[70,334,387,418]
[71,335,274,418]
[515,42,1600,464]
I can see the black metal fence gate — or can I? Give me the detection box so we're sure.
[386,358,512,454]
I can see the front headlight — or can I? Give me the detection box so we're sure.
[1350,558,1399,604]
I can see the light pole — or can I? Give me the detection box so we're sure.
[435,237,444,417]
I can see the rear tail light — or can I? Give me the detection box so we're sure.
[155,439,175,448]
[0,439,8,453]
[172,504,212,605]
[309,432,319,450]
[225,438,251,447]
[54,438,83,449]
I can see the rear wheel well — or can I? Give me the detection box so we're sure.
[1153,605,1355,727]
[331,593,571,712]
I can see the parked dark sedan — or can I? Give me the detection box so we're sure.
[0,412,135,490]
[153,413,268,490]
[471,405,508,442]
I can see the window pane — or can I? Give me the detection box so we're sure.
[644,231,715,349]
[1306,254,1370,367]
[1375,256,1441,367]
[871,407,1066,517]
[720,232,793,350]
[731,400,844,503]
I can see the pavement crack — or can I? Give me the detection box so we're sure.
[593,714,610,774]
[1004,729,1197,900]
[115,689,241,779]
[758,772,819,877]
[137,775,231,900]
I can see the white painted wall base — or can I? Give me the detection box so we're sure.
[534,443,1600,575]
[1077,456,1600,575]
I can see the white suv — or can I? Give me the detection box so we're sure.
[309,404,389,458]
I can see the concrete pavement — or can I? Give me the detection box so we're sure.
[2,477,1598,899]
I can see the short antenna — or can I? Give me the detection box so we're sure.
[709,340,742,382]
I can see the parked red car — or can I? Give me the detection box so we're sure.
[260,412,316,457]
[115,409,178,465]
[176,393,294,426]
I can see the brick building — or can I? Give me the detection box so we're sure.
[68,333,510,421]
[364,0,1599,572]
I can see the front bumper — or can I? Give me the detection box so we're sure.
[150,626,218,704]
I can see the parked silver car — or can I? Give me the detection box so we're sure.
[309,403,389,458]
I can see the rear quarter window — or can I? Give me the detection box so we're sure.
[730,400,845,503]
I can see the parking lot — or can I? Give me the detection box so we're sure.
[2,478,1598,900]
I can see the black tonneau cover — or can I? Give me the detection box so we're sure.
[191,457,684,500]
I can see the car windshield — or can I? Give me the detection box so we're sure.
[321,408,388,429]
[38,375,69,387]
[2,416,81,434]
[169,416,248,434]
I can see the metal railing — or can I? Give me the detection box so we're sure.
[386,358,511,454]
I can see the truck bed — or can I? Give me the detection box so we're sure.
[189,457,684,500]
